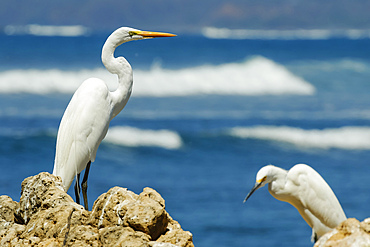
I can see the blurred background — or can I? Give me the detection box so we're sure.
[1,1,370,246]
[2,0,370,32]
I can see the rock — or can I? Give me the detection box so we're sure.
[100,226,150,247]
[21,204,89,241]
[89,186,138,228]
[15,172,75,224]
[124,188,169,240]
[0,172,194,247]
[0,221,26,246]
[149,243,180,247]
[90,187,169,240]
[155,217,194,247]
[64,225,100,247]
[314,218,370,247]
[0,195,18,222]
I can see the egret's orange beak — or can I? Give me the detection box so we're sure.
[135,30,176,38]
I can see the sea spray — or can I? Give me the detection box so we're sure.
[104,126,182,149]
[229,126,370,150]
[0,57,314,96]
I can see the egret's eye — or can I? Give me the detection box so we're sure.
[257,176,267,184]
[129,31,137,36]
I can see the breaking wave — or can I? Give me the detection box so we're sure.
[0,125,182,150]
[104,126,183,149]
[0,56,314,96]
[4,24,90,37]
[228,126,370,150]
[202,27,370,40]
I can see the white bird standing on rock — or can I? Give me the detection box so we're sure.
[244,164,347,242]
[52,27,176,210]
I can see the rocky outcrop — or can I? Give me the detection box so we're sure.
[314,218,370,247]
[0,172,194,247]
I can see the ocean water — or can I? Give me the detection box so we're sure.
[1,27,370,246]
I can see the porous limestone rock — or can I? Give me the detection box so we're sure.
[0,195,18,222]
[89,186,169,240]
[155,217,194,247]
[0,172,194,247]
[124,187,169,240]
[0,221,26,246]
[89,186,139,228]
[15,172,76,225]
[100,226,150,247]
[314,218,370,247]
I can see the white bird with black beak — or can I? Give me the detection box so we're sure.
[53,27,176,210]
[244,164,346,242]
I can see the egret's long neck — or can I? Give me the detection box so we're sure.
[101,36,133,119]
[268,167,288,200]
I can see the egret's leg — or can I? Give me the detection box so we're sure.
[74,173,81,204]
[81,161,91,211]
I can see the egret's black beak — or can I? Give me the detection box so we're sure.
[243,181,263,203]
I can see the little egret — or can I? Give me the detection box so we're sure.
[244,164,346,242]
[52,27,176,210]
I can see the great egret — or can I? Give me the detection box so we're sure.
[52,27,176,210]
[244,164,346,242]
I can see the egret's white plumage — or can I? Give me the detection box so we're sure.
[244,164,346,242]
[52,27,175,210]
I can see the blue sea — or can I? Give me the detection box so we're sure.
[1,26,370,246]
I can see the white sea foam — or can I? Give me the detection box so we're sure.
[202,27,370,40]
[104,126,183,149]
[291,59,370,73]
[229,126,370,150]
[134,56,314,96]
[0,68,110,94]
[4,24,90,37]
[0,56,315,96]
